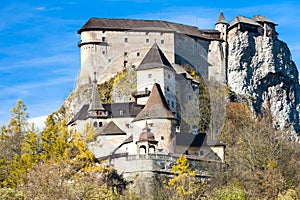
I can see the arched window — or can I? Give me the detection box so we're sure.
[149,146,155,154]
[139,145,146,155]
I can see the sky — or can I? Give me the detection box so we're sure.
[1,0,300,129]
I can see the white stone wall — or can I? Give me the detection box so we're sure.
[137,68,164,95]
[175,145,212,157]
[89,134,127,158]
[136,68,176,112]
[163,68,176,114]
[174,34,210,77]
[207,40,226,83]
[78,30,175,88]
[216,23,227,41]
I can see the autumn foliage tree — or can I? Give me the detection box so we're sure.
[215,102,300,199]
[167,155,206,200]
[0,100,131,199]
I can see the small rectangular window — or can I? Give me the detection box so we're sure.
[119,110,124,115]
[137,52,140,57]
[199,151,204,156]
[99,122,103,127]
[148,74,152,78]
[93,121,97,127]
[124,52,128,56]
[146,38,149,43]
[124,38,128,43]
[161,40,164,44]
[102,51,106,54]
[102,37,106,42]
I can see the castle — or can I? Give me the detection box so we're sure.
[69,13,278,178]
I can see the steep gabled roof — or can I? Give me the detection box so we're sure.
[89,74,105,112]
[172,64,199,84]
[136,43,174,71]
[132,83,175,122]
[69,102,144,125]
[176,133,225,147]
[216,12,227,24]
[96,121,126,135]
[68,104,89,125]
[229,16,261,28]
[253,15,277,25]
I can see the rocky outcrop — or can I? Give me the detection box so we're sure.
[227,30,300,132]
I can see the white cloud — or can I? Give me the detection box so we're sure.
[36,6,46,11]
[28,115,48,131]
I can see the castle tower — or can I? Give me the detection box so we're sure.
[215,12,228,41]
[132,83,176,154]
[135,43,177,115]
[87,72,109,128]
[213,12,228,83]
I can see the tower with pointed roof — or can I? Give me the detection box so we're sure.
[135,43,177,115]
[87,72,109,127]
[215,12,228,42]
[133,83,176,154]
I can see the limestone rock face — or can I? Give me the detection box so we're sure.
[227,31,300,131]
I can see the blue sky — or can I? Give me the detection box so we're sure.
[1,0,300,127]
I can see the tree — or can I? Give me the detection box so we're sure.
[216,102,300,199]
[0,100,28,160]
[168,155,206,200]
[0,100,29,187]
[39,115,69,162]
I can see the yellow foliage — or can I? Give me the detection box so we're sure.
[168,155,204,199]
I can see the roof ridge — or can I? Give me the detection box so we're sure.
[136,43,174,71]
[99,121,126,135]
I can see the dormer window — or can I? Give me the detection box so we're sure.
[119,109,124,116]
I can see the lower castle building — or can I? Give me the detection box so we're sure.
[69,43,225,178]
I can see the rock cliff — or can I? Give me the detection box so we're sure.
[227,31,300,132]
